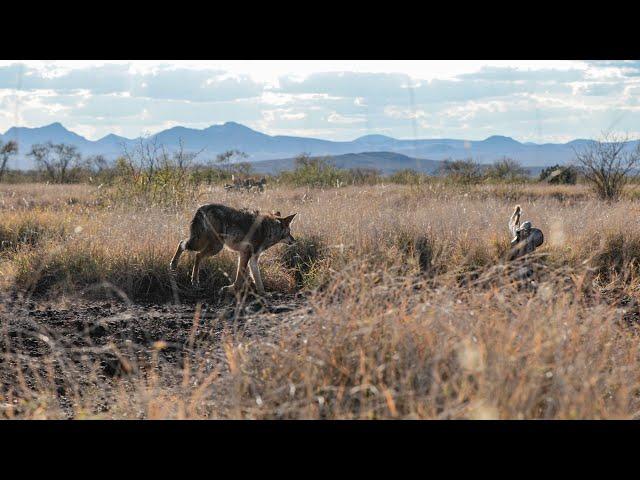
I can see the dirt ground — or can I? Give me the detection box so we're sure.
[0,291,312,418]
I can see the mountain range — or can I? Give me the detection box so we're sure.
[250,152,443,175]
[2,121,637,171]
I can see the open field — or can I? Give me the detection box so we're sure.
[2,181,640,419]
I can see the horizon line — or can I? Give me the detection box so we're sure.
[1,121,598,146]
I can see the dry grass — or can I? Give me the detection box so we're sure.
[2,181,640,419]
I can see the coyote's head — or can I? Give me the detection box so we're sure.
[270,211,297,246]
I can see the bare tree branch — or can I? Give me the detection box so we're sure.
[573,132,640,201]
[27,142,82,183]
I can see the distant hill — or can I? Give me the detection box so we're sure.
[2,121,637,170]
[251,152,443,175]
[251,152,558,177]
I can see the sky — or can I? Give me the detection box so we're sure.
[0,60,639,143]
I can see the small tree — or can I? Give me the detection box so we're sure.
[83,154,114,183]
[294,153,317,169]
[539,164,578,185]
[0,140,18,182]
[574,133,640,201]
[215,149,248,178]
[232,161,254,177]
[27,142,82,183]
[439,158,483,184]
[85,154,109,172]
[486,157,529,182]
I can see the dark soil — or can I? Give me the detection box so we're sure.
[0,292,312,418]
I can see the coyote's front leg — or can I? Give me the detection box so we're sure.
[220,251,251,296]
[248,254,265,295]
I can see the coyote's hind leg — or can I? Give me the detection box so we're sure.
[191,239,223,287]
[170,215,215,273]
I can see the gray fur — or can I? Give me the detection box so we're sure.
[170,203,296,295]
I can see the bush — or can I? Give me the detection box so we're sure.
[439,159,483,185]
[539,164,578,185]
[346,168,381,185]
[486,157,529,183]
[387,169,430,185]
[100,138,205,208]
[278,155,347,188]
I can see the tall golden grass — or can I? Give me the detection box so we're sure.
[2,181,640,418]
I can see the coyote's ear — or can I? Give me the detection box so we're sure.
[279,213,297,227]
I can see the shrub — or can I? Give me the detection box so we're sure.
[387,169,430,185]
[439,158,483,185]
[346,168,381,185]
[100,138,204,208]
[539,164,578,185]
[278,154,347,188]
[486,157,529,183]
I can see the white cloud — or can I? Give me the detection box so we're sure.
[384,106,426,120]
[0,60,637,142]
[280,112,306,120]
[327,112,366,124]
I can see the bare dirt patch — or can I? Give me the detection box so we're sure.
[1,293,310,419]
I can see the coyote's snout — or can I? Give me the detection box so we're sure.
[169,203,297,296]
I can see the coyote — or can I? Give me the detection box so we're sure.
[224,175,267,193]
[169,204,296,295]
[508,205,544,260]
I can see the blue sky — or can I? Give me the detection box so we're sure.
[0,60,638,143]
